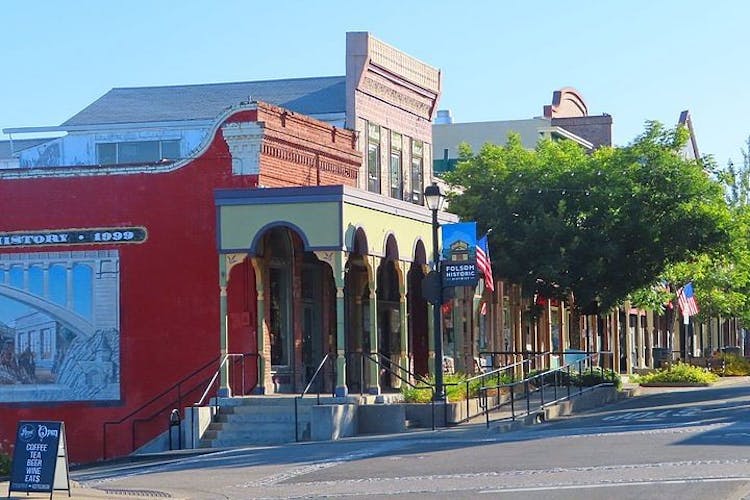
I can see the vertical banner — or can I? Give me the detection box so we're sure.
[8,421,71,498]
[441,222,478,287]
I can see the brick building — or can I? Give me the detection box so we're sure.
[0,32,453,463]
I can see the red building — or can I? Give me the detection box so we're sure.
[0,33,444,463]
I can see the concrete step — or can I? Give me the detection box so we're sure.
[210,421,302,434]
[202,429,299,447]
[215,412,298,424]
[221,404,305,416]
[216,397,298,407]
[214,395,361,407]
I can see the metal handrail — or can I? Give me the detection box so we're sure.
[102,355,220,459]
[480,351,616,428]
[359,352,442,430]
[454,351,553,424]
[185,352,258,450]
[365,352,431,388]
[194,352,258,425]
[295,352,336,441]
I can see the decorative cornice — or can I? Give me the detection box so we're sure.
[368,37,440,93]
[262,137,359,180]
[221,122,264,176]
[360,76,431,118]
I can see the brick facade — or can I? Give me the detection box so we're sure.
[551,115,613,149]
[255,102,360,188]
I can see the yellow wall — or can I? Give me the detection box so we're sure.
[218,202,340,250]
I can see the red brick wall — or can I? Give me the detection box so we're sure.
[256,102,360,188]
[0,103,362,463]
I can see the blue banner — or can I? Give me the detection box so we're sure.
[440,222,478,287]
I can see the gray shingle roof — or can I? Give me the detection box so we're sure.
[61,76,346,127]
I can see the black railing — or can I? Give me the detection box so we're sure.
[360,352,443,430]
[294,352,443,437]
[295,352,337,441]
[479,350,566,374]
[194,352,259,421]
[456,352,551,424]
[102,355,220,459]
[480,351,616,428]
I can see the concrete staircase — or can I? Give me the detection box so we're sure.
[198,395,361,448]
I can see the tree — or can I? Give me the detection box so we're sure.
[660,136,750,326]
[444,122,732,348]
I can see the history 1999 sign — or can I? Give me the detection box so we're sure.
[0,227,147,248]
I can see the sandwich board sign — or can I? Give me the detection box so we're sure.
[7,421,70,499]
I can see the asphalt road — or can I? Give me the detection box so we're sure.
[66,378,750,499]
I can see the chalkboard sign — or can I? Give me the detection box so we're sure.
[7,421,70,499]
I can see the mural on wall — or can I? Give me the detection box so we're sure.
[0,250,120,402]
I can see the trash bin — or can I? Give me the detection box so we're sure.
[652,348,670,368]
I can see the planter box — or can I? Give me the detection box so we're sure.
[639,382,714,387]
[403,393,511,427]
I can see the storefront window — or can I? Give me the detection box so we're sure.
[390,132,403,199]
[367,123,381,193]
[411,140,424,204]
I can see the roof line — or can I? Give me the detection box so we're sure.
[108,74,345,91]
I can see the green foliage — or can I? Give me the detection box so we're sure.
[400,372,487,403]
[400,384,433,403]
[527,367,621,390]
[633,363,719,384]
[443,123,732,315]
[0,438,12,477]
[578,368,622,390]
[659,136,750,323]
[715,354,750,376]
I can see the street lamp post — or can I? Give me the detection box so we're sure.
[424,182,446,402]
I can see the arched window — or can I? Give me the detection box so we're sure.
[49,264,67,306]
[73,263,93,319]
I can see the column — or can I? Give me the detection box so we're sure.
[397,260,408,387]
[612,309,621,374]
[472,285,482,372]
[636,311,645,368]
[624,302,633,374]
[335,286,347,396]
[65,264,73,309]
[646,312,654,368]
[218,255,230,397]
[426,264,437,377]
[250,257,271,394]
[367,255,380,395]
[43,264,49,299]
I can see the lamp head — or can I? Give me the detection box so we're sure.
[424,182,445,211]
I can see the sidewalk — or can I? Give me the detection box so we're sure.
[3,482,177,500]
[10,379,743,500]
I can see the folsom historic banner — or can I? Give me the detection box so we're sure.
[440,222,478,288]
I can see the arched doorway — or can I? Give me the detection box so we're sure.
[376,235,401,390]
[300,252,336,393]
[264,228,294,391]
[408,240,429,377]
[226,255,258,395]
[344,228,370,393]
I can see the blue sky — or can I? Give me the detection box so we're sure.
[1,1,748,166]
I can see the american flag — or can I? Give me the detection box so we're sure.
[677,282,699,317]
[477,235,494,293]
